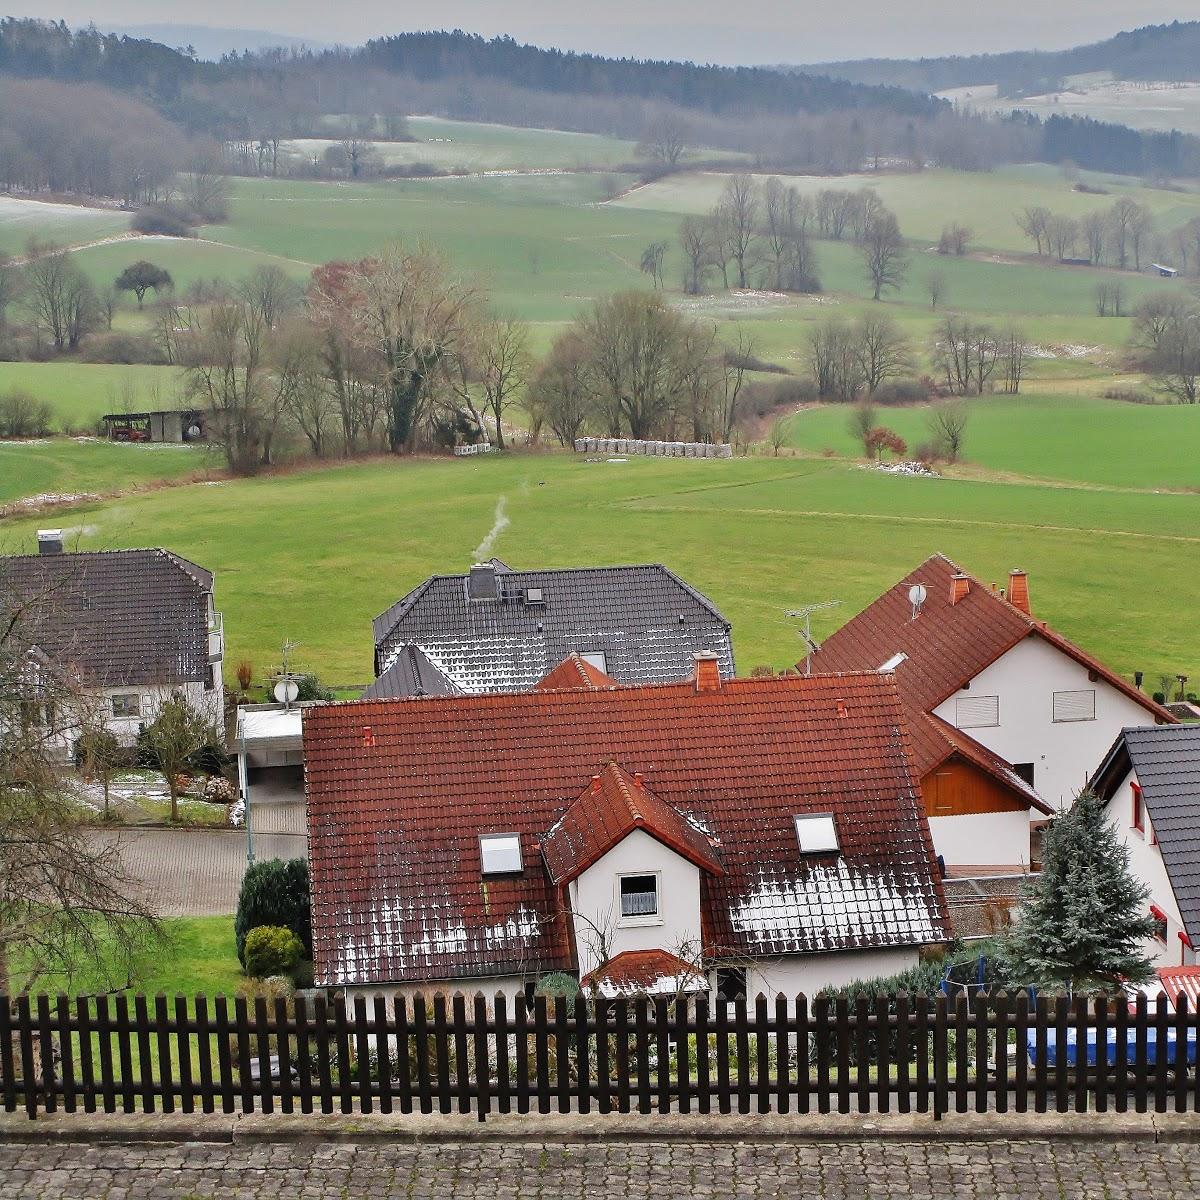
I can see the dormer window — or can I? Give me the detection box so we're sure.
[619,873,658,918]
[794,813,839,855]
[480,833,523,875]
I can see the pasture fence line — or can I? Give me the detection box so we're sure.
[1,990,1197,1122]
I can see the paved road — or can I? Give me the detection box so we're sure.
[1,1139,1196,1198]
[89,827,307,917]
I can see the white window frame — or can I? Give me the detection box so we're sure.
[1052,689,1096,723]
[794,813,840,855]
[479,832,524,876]
[617,871,661,926]
[580,651,607,672]
[955,694,999,729]
[111,693,142,719]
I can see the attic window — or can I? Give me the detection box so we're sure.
[794,813,839,855]
[581,651,607,672]
[878,652,907,673]
[524,587,545,605]
[1052,689,1096,723]
[480,833,523,875]
[955,695,999,729]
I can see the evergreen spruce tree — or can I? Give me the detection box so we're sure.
[1004,790,1157,992]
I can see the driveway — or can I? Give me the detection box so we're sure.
[89,826,307,917]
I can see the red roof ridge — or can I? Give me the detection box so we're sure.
[534,653,620,692]
[541,762,724,884]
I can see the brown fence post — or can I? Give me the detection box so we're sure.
[493,993,511,1116]
[774,993,790,1116]
[574,992,591,1117]
[755,994,771,1115]
[17,995,37,1118]
[153,994,173,1115]
[473,993,492,1123]
[77,995,96,1115]
[932,994,948,1121]
[796,994,810,1116]
[452,994,470,1117]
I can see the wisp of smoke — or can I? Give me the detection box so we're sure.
[473,496,510,560]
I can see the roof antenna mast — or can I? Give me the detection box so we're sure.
[786,600,842,677]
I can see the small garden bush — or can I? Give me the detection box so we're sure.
[244,925,305,978]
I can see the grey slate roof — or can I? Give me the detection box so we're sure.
[370,562,735,698]
[0,548,214,689]
[1092,725,1200,945]
[360,645,462,700]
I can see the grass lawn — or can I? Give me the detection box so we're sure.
[0,196,128,257]
[10,915,242,999]
[3,451,1197,689]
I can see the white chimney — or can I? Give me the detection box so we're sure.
[37,529,63,556]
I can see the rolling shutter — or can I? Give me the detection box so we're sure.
[1052,689,1096,722]
[955,695,999,729]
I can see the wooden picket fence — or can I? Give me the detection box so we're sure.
[2,990,1199,1121]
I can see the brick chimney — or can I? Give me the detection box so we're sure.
[949,573,970,606]
[37,529,63,556]
[693,651,722,693]
[1008,569,1031,615]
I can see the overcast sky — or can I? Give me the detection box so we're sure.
[19,1,1200,64]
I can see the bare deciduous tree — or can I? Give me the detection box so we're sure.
[0,564,161,991]
[716,174,760,290]
[1017,206,1051,256]
[858,207,908,301]
[925,270,946,311]
[639,241,667,290]
[636,112,689,168]
[926,400,969,461]
[853,311,912,394]
[678,216,712,296]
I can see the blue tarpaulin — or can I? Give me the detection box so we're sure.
[1026,1027,1198,1067]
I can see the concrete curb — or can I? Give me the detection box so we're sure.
[3,1110,1193,1145]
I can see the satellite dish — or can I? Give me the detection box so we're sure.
[273,679,299,704]
[908,584,928,618]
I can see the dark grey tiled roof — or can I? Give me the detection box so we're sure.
[371,563,734,698]
[0,549,213,689]
[1093,725,1200,945]
[360,645,461,700]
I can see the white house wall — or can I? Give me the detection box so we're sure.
[745,946,920,1001]
[570,829,703,981]
[1106,767,1195,971]
[933,634,1156,808]
[928,810,1031,869]
[343,975,529,1014]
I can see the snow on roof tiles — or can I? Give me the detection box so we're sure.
[369,563,734,697]
[303,671,950,988]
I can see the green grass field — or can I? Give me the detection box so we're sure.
[786,390,1200,490]
[612,164,1200,256]
[0,362,186,430]
[3,451,1196,689]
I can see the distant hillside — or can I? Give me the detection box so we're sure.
[793,21,1200,97]
[104,23,332,61]
[360,31,942,118]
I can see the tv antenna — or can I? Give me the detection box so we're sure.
[786,600,842,676]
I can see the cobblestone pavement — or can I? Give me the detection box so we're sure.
[86,827,307,917]
[1,1138,1197,1198]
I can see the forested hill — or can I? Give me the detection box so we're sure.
[360,31,942,118]
[791,21,1200,96]
[0,19,941,121]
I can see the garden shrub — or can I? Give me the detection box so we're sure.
[244,925,304,978]
[235,857,312,965]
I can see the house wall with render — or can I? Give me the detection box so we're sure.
[568,829,703,982]
[927,810,1031,869]
[1105,765,1196,970]
[743,946,921,1001]
[933,635,1157,809]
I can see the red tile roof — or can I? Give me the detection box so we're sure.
[542,762,724,883]
[303,672,949,988]
[581,949,706,998]
[808,554,1172,808]
[534,654,619,692]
